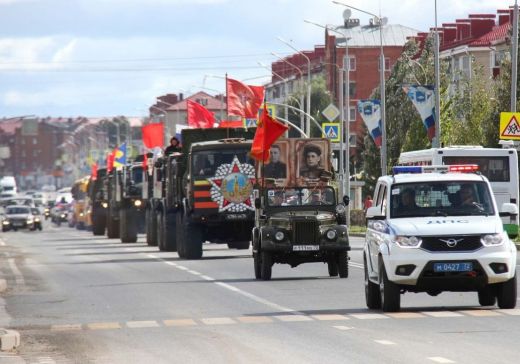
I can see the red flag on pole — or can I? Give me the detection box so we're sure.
[187,99,215,128]
[226,77,264,118]
[142,123,164,149]
[91,163,98,180]
[250,105,288,162]
[219,120,244,128]
[106,150,116,173]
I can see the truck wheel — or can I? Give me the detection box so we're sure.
[146,208,158,246]
[253,252,262,279]
[92,210,105,236]
[163,212,177,252]
[183,222,203,259]
[120,209,138,243]
[337,251,349,278]
[497,274,517,309]
[229,241,250,250]
[261,251,272,281]
[327,260,338,277]
[379,259,400,312]
[176,212,186,258]
[157,212,166,251]
[478,286,496,306]
[364,255,381,309]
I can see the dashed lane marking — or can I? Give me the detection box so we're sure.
[236,316,273,324]
[427,357,456,363]
[51,324,82,331]
[386,312,425,319]
[459,310,502,317]
[421,311,464,318]
[7,257,25,286]
[274,315,313,322]
[374,339,396,345]
[311,314,350,321]
[200,275,215,281]
[200,317,237,325]
[163,319,197,327]
[498,309,520,315]
[350,313,389,320]
[187,270,201,275]
[87,322,121,330]
[126,320,160,328]
[333,325,355,331]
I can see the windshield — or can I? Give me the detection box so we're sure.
[192,149,254,177]
[390,181,495,218]
[442,156,510,182]
[266,187,336,207]
[6,207,30,214]
[132,166,143,184]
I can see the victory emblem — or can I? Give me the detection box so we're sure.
[208,156,255,212]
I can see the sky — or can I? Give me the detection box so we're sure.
[0,0,515,118]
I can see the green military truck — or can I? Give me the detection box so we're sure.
[116,158,145,243]
[105,169,120,239]
[88,167,108,236]
[148,128,256,259]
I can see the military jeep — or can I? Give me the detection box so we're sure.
[252,185,350,280]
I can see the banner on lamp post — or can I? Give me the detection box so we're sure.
[357,100,382,147]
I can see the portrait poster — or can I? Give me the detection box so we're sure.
[257,139,290,187]
[295,138,330,186]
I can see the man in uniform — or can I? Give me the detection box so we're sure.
[264,145,287,179]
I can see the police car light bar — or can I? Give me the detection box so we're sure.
[392,164,479,175]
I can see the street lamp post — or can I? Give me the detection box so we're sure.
[512,0,519,112]
[271,51,306,135]
[277,37,312,136]
[433,0,441,147]
[333,1,387,175]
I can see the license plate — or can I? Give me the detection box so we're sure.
[433,262,473,272]
[12,222,23,227]
[292,245,319,251]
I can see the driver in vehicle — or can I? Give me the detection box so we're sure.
[459,184,476,206]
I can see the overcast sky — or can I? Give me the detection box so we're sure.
[0,0,515,117]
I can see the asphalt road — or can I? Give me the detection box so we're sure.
[0,221,519,364]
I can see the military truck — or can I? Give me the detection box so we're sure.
[116,159,145,243]
[251,138,351,280]
[105,169,120,239]
[87,167,108,236]
[150,127,256,259]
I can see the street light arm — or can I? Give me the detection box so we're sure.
[332,1,378,19]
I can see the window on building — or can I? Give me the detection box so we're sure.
[33,137,37,145]
[342,81,356,97]
[288,81,294,94]
[196,98,208,106]
[21,138,25,145]
[348,56,356,71]
[349,106,356,122]
[460,56,471,78]
[21,162,26,169]
[21,150,26,157]
[349,134,357,146]
[377,57,391,71]
[273,86,280,99]
[33,150,38,157]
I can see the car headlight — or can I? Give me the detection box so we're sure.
[395,236,422,248]
[326,229,337,240]
[274,231,285,241]
[26,218,33,223]
[34,218,40,222]
[2,221,10,225]
[102,202,108,208]
[79,212,84,217]
[481,233,505,247]
[134,199,142,207]
[335,204,346,214]
[60,214,66,218]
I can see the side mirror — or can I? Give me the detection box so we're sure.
[254,198,261,209]
[342,195,350,206]
[366,206,385,220]
[499,202,518,217]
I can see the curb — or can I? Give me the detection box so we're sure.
[0,329,20,351]
[0,279,6,293]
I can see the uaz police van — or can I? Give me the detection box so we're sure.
[364,165,518,312]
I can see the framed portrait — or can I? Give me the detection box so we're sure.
[295,139,330,186]
[257,139,290,187]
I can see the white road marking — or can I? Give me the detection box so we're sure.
[421,311,464,318]
[350,313,388,320]
[374,339,396,345]
[499,308,520,315]
[274,315,313,322]
[459,310,502,317]
[126,320,160,328]
[333,325,354,331]
[8,257,25,286]
[311,314,349,321]
[0,239,5,246]
[187,270,201,275]
[176,266,189,271]
[386,312,425,319]
[200,275,215,281]
[51,324,82,331]
[147,254,158,259]
[163,319,197,327]
[237,316,273,323]
[87,322,121,330]
[349,262,364,269]
[201,317,237,325]
[164,262,176,266]
[427,357,455,363]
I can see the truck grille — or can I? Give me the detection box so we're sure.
[293,220,319,244]
[421,235,482,252]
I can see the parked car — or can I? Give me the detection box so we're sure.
[2,205,36,231]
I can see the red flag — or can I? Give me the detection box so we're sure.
[219,120,244,128]
[142,152,148,172]
[187,99,215,128]
[226,77,264,118]
[107,150,116,173]
[250,105,288,162]
[142,123,164,149]
[91,163,98,180]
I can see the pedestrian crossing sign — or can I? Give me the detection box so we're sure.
[322,122,341,142]
[500,112,520,140]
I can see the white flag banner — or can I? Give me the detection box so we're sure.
[357,100,382,147]
[402,85,436,141]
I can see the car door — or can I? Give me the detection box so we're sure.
[367,182,388,275]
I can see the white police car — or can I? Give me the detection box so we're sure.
[364,165,518,312]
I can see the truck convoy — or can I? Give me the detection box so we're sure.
[144,127,256,259]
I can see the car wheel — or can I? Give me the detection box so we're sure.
[379,258,400,312]
[327,260,338,277]
[478,286,496,306]
[337,251,349,278]
[253,252,262,280]
[260,251,272,281]
[497,274,517,309]
[364,255,381,309]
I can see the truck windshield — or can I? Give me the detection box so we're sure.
[266,187,336,207]
[390,181,495,218]
[192,149,254,177]
[6,207,30,214]
[132,166,143,184]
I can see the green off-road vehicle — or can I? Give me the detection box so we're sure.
[252,185,351,280]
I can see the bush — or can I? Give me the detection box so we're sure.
[350,209,365,226]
